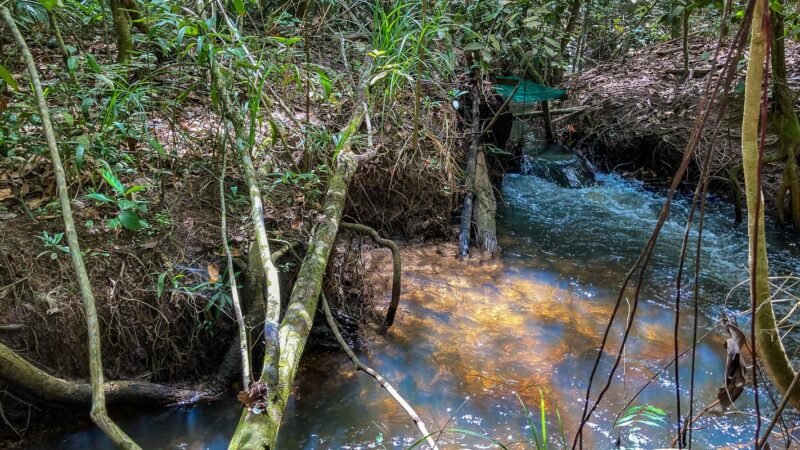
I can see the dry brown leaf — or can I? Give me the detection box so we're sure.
[0,188,13,201]
[140,240,159,249]
[208,264,220,284]
[26,197,44,209]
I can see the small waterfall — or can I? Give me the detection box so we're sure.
[519,144,595,188]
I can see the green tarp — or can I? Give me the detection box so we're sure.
[493,76,566,104]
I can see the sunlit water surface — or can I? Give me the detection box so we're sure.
[37,173,800,449]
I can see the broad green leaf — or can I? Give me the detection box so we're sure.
[232,0,245,16]
[100,166,125,195]
[84,192,114,203]
[157,272,167,298]
[117,199,138,210]
[66,56,77,72]
[80,97,94,118]
[39,0,59,11]
[149,137,168,159]
[125,185,146,196]
[75,144,85,170]
[543,36,559,48]
[0,64,18,91]
[85,54,101,73]
[463,41,484,51]
[118,210,142,231]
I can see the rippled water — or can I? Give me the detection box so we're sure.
[38,173,800,449]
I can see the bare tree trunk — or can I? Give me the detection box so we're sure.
[741,0,800,407]
[770,3,800,229]
[109,0,133,63]
[682,6,690,79]
[1,8,141,448]
[560,0,581,57]
[472,150,497,255]
[47,9,78,84]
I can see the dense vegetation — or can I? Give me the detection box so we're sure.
[1,0,800,448]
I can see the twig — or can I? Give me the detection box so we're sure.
[321,293,438,450]
[479,83,518,139]
[219,129,251,390]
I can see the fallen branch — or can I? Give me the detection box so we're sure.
[2,8,140,449]
[665,68,713,77]
[321,293,438,449]
[0,341,206,407]
[341,222,401,331]
[517,106,588,118]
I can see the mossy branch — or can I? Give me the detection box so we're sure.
[0,341,208,406]
[228,98,367,450]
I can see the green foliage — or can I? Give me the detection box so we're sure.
[368,0,453,104]
[36,231,70,260]
[0,64,18,91]
[455,0,569,78]
[225,185,248,209]
[84,162,149,231]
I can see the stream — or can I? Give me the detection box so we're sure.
[37,171,800,449]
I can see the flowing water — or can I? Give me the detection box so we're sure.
[38,172,800,449]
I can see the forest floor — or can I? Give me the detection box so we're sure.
[554,35,800,203]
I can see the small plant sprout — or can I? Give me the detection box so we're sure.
[36,231,70,259]
[84,161,149,231]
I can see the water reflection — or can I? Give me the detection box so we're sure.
[36,173,800,449]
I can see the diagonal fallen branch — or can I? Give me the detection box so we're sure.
[321,293,438,450]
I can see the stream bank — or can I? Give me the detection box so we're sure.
[33,169,800,449]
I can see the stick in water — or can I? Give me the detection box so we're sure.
[320,294,439,449]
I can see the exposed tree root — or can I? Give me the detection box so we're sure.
[341,222,402,331]
[321,293,438,449]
